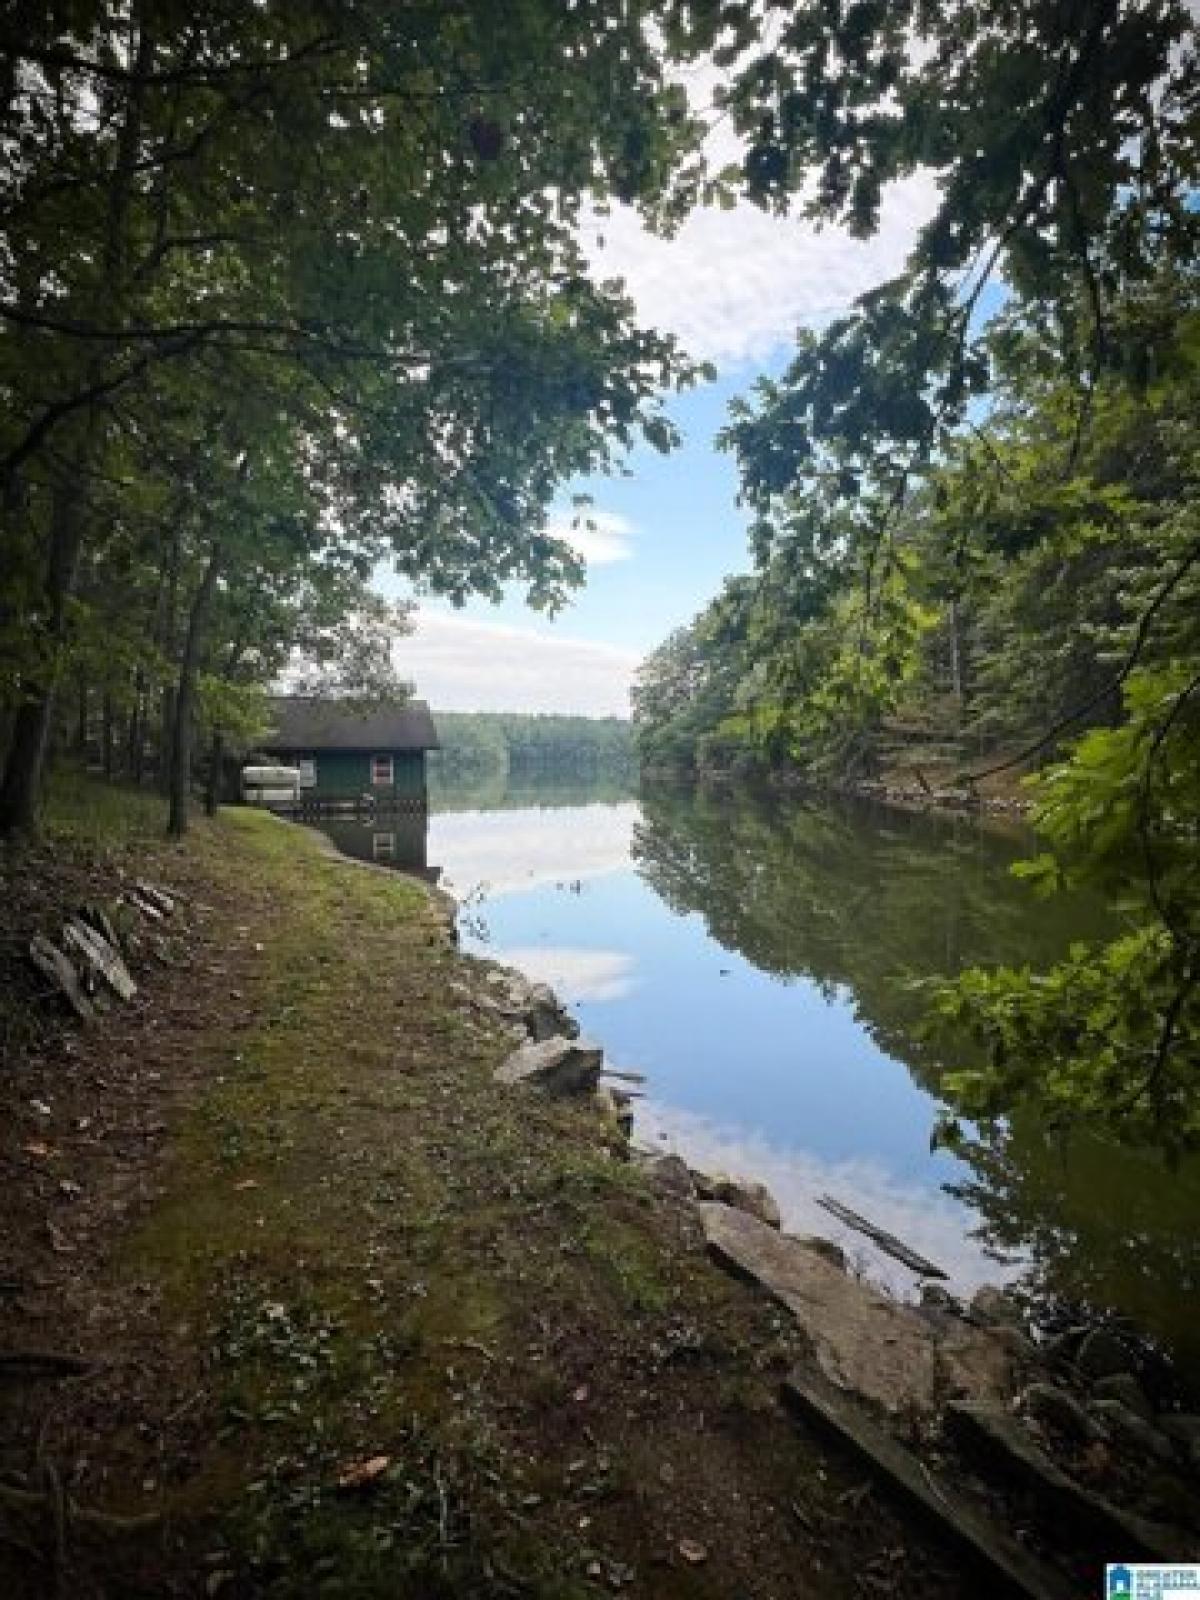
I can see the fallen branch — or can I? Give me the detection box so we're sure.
[815,1196,947,1279]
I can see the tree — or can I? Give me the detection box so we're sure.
[0,0,707,833]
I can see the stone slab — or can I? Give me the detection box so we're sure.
[945,1401,1184,1560]
[700,1201,938,1415]
[495,1034,603,1096]
[784,1370,1076,1600]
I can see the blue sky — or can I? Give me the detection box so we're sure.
[388,161,940,714]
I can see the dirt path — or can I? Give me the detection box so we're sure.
[1,798,975,1598]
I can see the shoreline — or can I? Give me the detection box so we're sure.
[2,788,1194,1594]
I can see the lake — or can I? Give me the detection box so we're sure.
[311,775,1200,1376]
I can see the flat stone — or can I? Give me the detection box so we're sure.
[1076,1326,1134,1380]
[970,1285,1025,1329]
[783,1371,1075,1600]
[700,1202,937,1415]
[1092,1372,1153,1421]
[944,1401,1181,1559]
[62,918,137,1002]
[640,1154,695,1199]
[711,1175,781,1229]
[28,936,94,1022]
[789,1234,847,1271]
[1023,1382,1104,1442]
[1090,1399,1175,1463]
[936,1323,1020,1410]
[494,1035,603,1097]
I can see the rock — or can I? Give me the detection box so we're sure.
[920,1284,962,1314]
[944,1401,1181,1559]
[789,1235,847,1271]
[1092,1372,1153,1421]
[689,1167,722,1201]
[640,1154,695,1199]
[970,1285,1025,1329]
[691,1170,780,1228]
[494,1035,603,1097]
[937,1322,1020,1409]
[1075,1326,1135,1380]
[700,1202,938,1415]
[28,936,94,1022]
[1159,1414,1200,1471]
[1090,1399,1175,1463]
[595,1086,634,1141]
[62,918,136,1002]
[712,1175,781,1229]
[782,1371,1075,1600]
[1041,1326,1087,1367]
[1023,1382,1105,1442]
[526,981,579,1042]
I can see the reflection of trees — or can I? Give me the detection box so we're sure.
[632,782,1113,1090]
[948,1114,1200,1373]
[633,782,1200,1370]
[431,769,634,814]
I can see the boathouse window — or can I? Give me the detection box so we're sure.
[297,757,316,789]
[370,753,393,786]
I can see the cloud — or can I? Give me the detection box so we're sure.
[491,945,638,1003]
[431,802,637,897]
[633,1101,1024,1298]
[585,171,937,367]
[400,607,639,715]
[546,508,635,567]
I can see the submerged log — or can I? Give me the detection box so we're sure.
[816,1194,947,1279]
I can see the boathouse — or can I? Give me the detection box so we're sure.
[259,697,439,809]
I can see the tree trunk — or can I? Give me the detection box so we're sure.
[205,727,224,816]
[128,682,144,781]
[167,544,222,839]
[75,677,89,754]
[0,481,87,835]
[102,691,115,779]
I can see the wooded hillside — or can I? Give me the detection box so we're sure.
[432,712,633,781]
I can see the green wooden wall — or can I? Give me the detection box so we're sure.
[275,748,427,800]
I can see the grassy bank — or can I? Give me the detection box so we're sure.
[0,776,967,1598]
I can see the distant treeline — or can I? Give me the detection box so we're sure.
[431,713,634,779]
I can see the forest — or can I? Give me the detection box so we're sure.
[628,1,1200,1152]
[432,712,634,782]
[2,2,1197,1146]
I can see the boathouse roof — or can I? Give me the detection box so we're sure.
[264,696,440,752]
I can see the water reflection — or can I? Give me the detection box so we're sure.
[404,774,1200,1374]
[631,782,1200,1369]
[637,1100,1019,1295]
[430,802,636,899]
[306,812,439,882]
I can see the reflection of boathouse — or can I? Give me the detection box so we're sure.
[310,814,439,884]
[260,697,439,812]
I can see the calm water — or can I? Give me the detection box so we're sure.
[312,777,1200,1372]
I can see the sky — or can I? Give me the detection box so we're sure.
[386,154,940,716]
